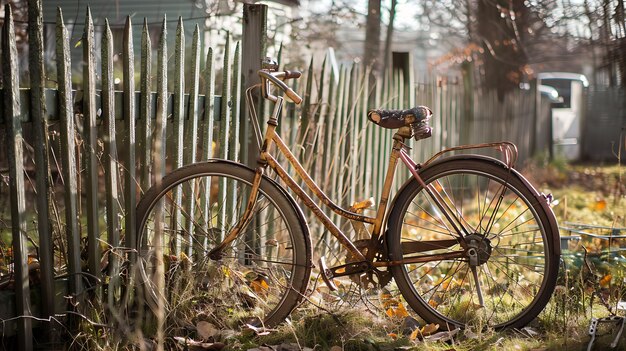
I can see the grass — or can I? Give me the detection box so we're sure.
[3,157,626,350]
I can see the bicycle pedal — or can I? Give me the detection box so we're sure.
[318,256,338,291]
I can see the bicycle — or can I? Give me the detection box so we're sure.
[135,58,560,332]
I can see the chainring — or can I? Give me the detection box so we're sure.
[345,239,392,288]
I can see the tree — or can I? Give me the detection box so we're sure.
[364,0,381,73]
[475,0,529,100]
[382,0,397,81]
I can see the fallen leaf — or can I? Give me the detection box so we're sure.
[251,276,270,296]
[197,321,218,340]
[410,323,440,340]
[600,274,612,287]
[594,199,607,211]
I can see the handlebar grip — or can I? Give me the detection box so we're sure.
[285,88,302,104]
[283,70,301,79]
[258,70,303,104]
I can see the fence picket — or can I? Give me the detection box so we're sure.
[218,33,232,237]
[172,17,185,254]
[2,5,33,349]
[154,17,168,185]
[102,20,121,305]
[201,47,215,251]
[55,6,83,320]
[82,7,99,302]
[123,16,138,265]
[28,0,55,323]
[139,19,153,193]
[182,25,201,256]
[151,16,169,348]
[230,42,242,163]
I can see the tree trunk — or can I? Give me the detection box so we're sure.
[476,0,529,100]
[382,0,397,82]
[364,0,381,75]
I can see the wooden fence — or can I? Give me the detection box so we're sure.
[0,1,543,348]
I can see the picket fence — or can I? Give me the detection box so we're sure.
[0,1,542,349]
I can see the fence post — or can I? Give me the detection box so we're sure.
[28,0,56,328]
[241,4,267,167]
[2,5,33,350]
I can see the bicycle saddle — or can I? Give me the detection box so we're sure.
[367,106,432,129]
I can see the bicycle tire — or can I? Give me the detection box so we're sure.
[135,160,312,330]
[387,155,559,330]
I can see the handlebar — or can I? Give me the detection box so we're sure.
[259,69,303,104]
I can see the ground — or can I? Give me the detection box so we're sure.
[170,158,626,351]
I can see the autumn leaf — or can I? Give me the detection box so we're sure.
[250,276,270,296]
[410,323,440,340]
[600,274,612,287]
[594,199,607,211]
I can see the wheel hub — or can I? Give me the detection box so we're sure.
[464,234,492,266]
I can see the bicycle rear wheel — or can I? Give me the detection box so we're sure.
[387,156,559,330]
[135,160,311,331]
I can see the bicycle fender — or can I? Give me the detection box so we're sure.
[385,154,561,256]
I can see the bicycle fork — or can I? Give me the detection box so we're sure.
[208,167,265,260]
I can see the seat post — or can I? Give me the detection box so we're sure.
[394,126,413,140]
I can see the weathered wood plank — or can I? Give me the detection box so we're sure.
[82,7,100,290]
[2,5,33,349]
[172,16,185,253]
[229,41,241,163]
[241,4,267,167]
[322,55,336,198]
[28,0,55,323]
[300,56,313,159]
[218,33,232,236]
[183,25,201,256]
[102,20,121,306]
[219,33,231,161]
[55,6,83,318]
[139,19,153,193]
[151,16,168,350]
[184,25,201,166]
[202,48,215,162]
[154,17,168,185]
[123,16,137,263]
[201,47,215,251]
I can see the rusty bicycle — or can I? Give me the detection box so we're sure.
[135,58,560,332]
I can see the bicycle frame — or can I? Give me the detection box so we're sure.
[209,81,519,272]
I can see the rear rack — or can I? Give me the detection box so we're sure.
[421,141,518,169]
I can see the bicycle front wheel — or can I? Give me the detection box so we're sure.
[387,156,559,330]
[135,160,311,331]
